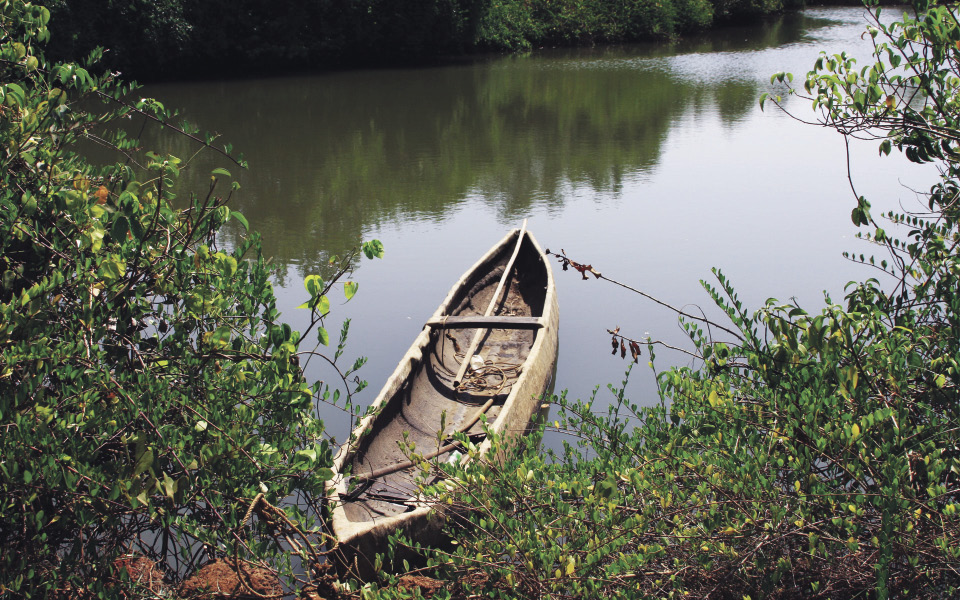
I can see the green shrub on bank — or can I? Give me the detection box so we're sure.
[38,0,189,78]
[0,2,377,596]
[474,0,715,50]
[366,2,960,598]
[40,0,786,80]
[712,0,793,21]
[42,0,486,78]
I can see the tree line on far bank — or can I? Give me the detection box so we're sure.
[41,0,800,80]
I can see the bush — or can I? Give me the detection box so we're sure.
[0,2,378,596]
[474,0,684,49]
[43,0,486,78]
[712,0,785,22]
[676,0,715,32]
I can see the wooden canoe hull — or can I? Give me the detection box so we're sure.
[325,228,558,580]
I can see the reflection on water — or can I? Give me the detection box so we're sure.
[86,7,935,440]
[114,9,844,281]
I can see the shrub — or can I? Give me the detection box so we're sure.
[712,0,784,22]
[37,0,791,79]
[676,0,715,32]
[0,2,378,596]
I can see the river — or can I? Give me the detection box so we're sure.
[129,6,934,446]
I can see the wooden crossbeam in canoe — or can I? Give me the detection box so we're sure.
[425,315,544,330]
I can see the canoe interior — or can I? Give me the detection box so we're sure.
[340,232,548,524]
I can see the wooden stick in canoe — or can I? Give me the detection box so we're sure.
[349,396,496,485]
[451,219,528,389]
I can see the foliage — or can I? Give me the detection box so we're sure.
[362,2,960,598]
[0,2,379,597]
[43,0,487,78]
[711,0,793,23]
[463,0,717,48]
[472,0,720,51]
[39,0,786,80]
[42,0,190,79]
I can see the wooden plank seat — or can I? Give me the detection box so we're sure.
[424,315,544,330]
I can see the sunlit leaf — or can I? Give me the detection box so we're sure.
[344,281,358,301]
[361,239,385,259]
[304,274,324,297]
[232,211,249,231]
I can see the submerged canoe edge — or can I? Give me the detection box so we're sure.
[325,227,559,581]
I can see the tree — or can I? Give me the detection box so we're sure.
[0,2,379,596]
[43,0,190,78]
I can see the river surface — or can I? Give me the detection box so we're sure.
[128,6,934,445]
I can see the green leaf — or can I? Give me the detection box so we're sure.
[851,207,863,226]
[596,479,616,499]
[208,325,232,348]
[304,274,324,297]
[299,295,329,313]
[162,473,177,501]
[98,256,126,281]
[111,216,129,241]
[362,239,385,260]
[232,211,249,231]
[318,326,329,346]
[133,448,154,477]
[84,227,105,253]
[211,167,232,178]
[130,216,145,240]
[3,83,25,107]
[219,256,238,278]
[296,449,317,464]
[316,295,330,314]
[344,281,358,300]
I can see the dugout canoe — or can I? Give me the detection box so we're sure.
[326,225,558,579]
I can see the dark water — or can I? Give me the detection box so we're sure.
[118,7,933,444]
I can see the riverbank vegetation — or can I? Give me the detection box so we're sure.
[0,1,381,596]
[355,1,960,598]
[40,0,801,80]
